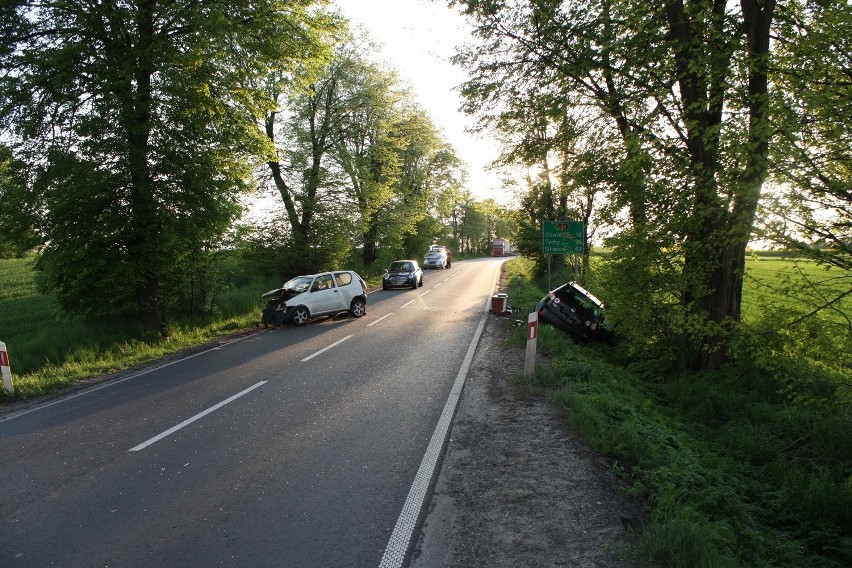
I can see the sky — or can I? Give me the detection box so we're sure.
[332,0,508,204]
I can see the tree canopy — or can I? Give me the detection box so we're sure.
[450,0,848,370]
[0,0,339,330]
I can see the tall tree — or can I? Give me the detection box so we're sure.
[0,0,335,331]
[261,33,365,275]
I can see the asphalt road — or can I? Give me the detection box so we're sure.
[0,258,503,568]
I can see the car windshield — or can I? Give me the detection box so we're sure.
[389,262,412,271]
[281,276,313,292]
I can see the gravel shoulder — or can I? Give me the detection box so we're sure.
[410,310,648,568]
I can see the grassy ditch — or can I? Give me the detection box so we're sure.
[502,257,851,568]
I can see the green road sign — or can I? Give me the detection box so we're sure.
[542,221,585,254]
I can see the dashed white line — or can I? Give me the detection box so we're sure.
[301,335,353,361]
[368,313,394,327]
[129,381,267,452]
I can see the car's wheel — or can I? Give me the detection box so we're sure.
[447,260,451,268]
[418,276,423,287]
[350,298,366,318]
[410,278,417,290]
[290,306,310,326]
[382,282,389,290]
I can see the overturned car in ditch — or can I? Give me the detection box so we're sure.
[535,281,615,345]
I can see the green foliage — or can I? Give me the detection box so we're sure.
[503,257,851,567]
[760,1,852,273]
[453,0,849,372]
[0,0,339,330]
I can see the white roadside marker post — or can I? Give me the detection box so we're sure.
[524,312,538,376]
[0,340,13,395]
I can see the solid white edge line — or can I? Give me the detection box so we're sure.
[378,259,501,568]
[378,313,488,568]
[0,330,264,424]
[301,335,353,362]
[128,381,267,452]
[368,313,394,327]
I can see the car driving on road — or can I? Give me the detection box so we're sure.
[382,260,424,290]
[423,245,451,269]
[261,270,368,326]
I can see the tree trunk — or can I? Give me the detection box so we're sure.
[362,221,379,267]
[127,0,162,334]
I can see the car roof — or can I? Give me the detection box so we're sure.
[292,270,358,279]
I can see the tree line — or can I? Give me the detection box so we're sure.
[0,1,515,333]
[450,0,850,372]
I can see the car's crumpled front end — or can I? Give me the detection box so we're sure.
[261,287,302,326]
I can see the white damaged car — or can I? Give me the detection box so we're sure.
[261,270,368,326]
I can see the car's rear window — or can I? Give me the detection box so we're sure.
[334,272,352,286]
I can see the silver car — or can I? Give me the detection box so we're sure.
[423,249,449,269]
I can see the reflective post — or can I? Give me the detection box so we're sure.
[0,340,13,395]
[524,312,538,376]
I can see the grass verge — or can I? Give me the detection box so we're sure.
[0,257,280,400]
[502,257,851,568]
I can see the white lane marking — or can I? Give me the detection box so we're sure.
[379,313,489,568]
[420,289,432,296]
[367,313,394,327]
[434,282,443,288]
[1,331,264,424]
[402,299,416,308]
[379,259,500,568]
[301,335,353,362]
[128,381,267,452]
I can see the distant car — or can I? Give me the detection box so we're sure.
[261,270,368,326]
[535,281,614,344]
[423,246,451,269]
[383,260,423,290]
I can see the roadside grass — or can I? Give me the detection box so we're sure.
[0,258,280,400]
[502,257,851,568]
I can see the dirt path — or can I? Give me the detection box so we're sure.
[410,312,647,568]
